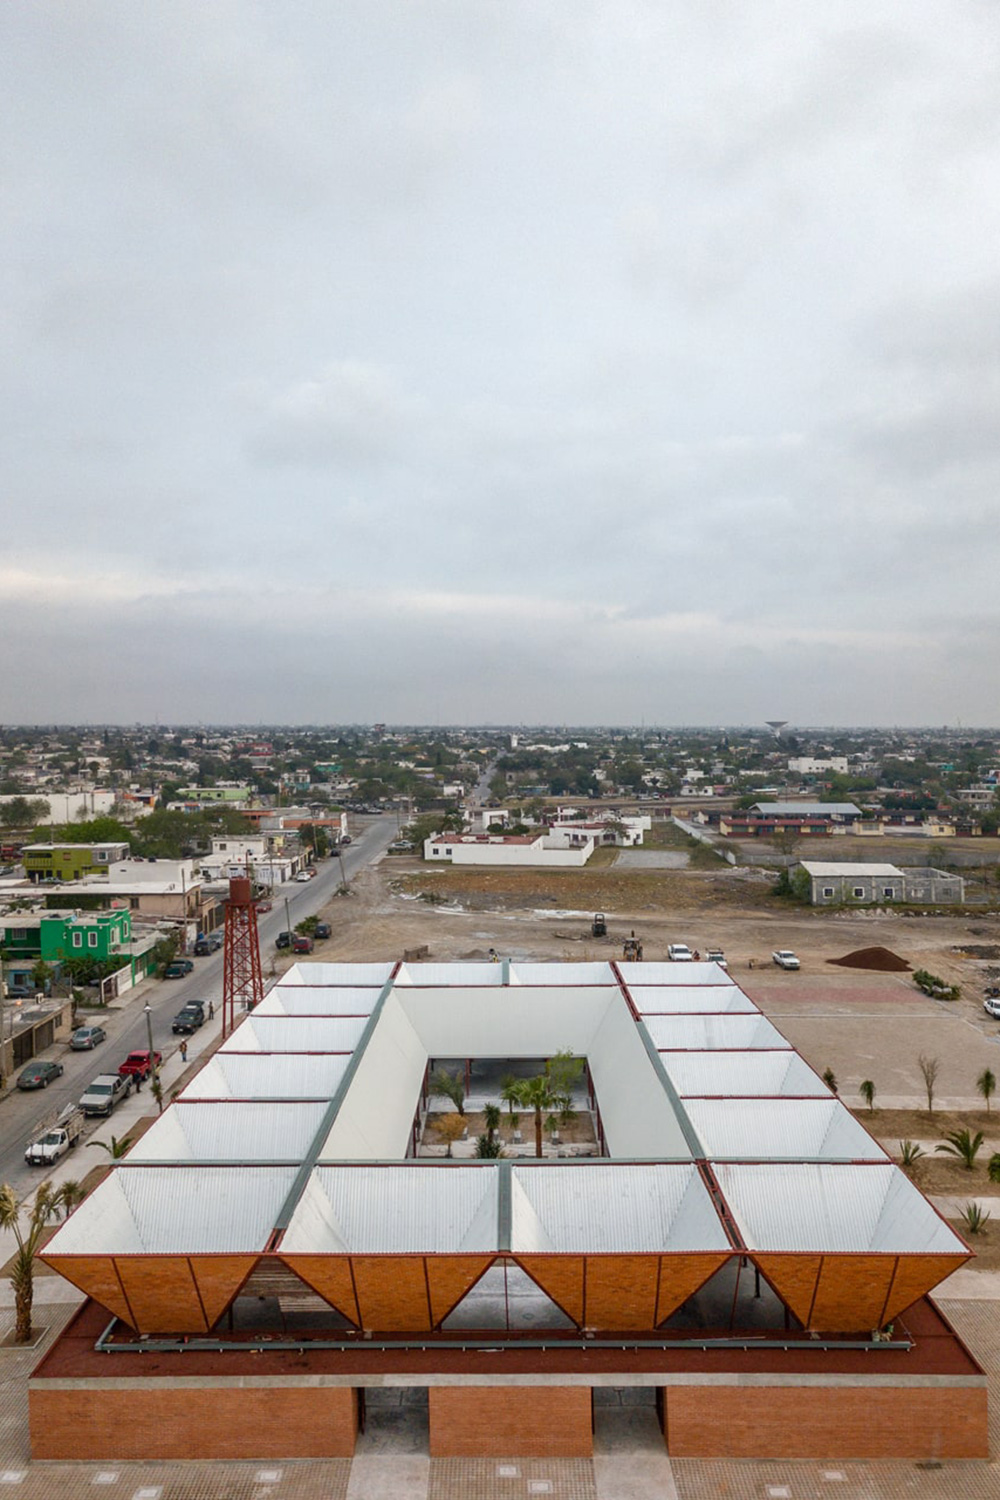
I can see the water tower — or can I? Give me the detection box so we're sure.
[766,720,789,738]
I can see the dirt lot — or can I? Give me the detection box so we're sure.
[300,852,1000,1110]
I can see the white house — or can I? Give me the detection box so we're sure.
[424,833,594,867]
[787,757,849,776]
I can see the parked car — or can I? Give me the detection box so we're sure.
[70,1025,107,1051]
[171,1003,206,1035]
[772,950,801,971]
[340,835,352,845]
[25,1106,84,1165]
[256,899,273,913]
[292,934,314,954]
[193,934,222,956]
[80,1072,133,1118]
[275,931,294,950]
[705,948,728,969]
[313,921,332,940]
[387,840,414,854]
[119,1049,162,1082]
[164,959,195,978]
[17,1059,65,1090]
[667,944,694,962]
[295,871,312,883]
[984,997,1000,1019]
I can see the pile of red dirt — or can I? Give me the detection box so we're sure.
[827,946,911,972]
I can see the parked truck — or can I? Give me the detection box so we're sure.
[24,1105,84,1167]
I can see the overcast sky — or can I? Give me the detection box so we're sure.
[2,2,999,726]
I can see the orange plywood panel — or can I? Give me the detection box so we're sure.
[114,1255,207,1334]
[425,1256,495,1327]
[753,1254,822,1326]
[351,1256,431,1331]
[883,1253,971,1323]
[584,1255,659,1330]
[515,1256,585,1326]
[808,1255,898,1331]
[190,1255,258,1328]
[42,1255,134,1327]
[279,1255,360,1324]
[656,1253,732,1324]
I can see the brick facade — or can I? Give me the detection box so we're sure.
[429,1386,593,1457]
[29,1384,359,1461]
[664,1383,989,1459]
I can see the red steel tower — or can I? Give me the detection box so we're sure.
[222,876,264,1038]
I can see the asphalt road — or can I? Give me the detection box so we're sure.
[0,815,397,1193]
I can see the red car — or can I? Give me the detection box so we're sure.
[256,899,273,913]
[292,934,314,954]
[118,1049,163,1082]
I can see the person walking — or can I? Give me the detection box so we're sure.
[179,1038,188,1063]
[208,999,215,1019]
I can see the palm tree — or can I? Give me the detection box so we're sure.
[483,1103,501,1148]
[88,1134,132,1160]
[430,1069,465,1116]
[859,1080,876,1113]
[822,1067,838,1094]
[514,1074,557,1158]
[978,1069,996,1114]
[0,1182,70,1342]
[500,1076,521,1128]
[935,1129,985,1171]
[988,1153,1000,1185]
[899,1140,925,1173]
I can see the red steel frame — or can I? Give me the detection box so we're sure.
[222,876,264,1038]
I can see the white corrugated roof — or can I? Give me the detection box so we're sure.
[619,962,734,986]
[44,1166,298,1255]
[631,986,758,1015]
[394,962,504,986]
[510,962,615,985]
[280,962,395,986]
[127,1101,329,1163]
[256,986,381,1017]
[685,1099,888,1161]
[800,861,903,878]
[180,1052,349,1100]
[220,1015,367,1054]
[715,1163,967,1253]
[661,1051,830,1098]
[281,1165,498,1253]
[647,1014,790,1051]
[510,1164,730,1254]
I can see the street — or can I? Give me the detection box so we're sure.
[0,815,397,1193]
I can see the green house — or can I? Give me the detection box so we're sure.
[2,910,131,963]
[22,842,130,883]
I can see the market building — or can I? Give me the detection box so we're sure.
[32,959,985,1462]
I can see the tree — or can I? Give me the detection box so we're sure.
[430,1068,465,1116]
[917,1054,940,1114]
[822,1067,838,1095]
[500,1075,521,1128]
[978,1069,996,1114]
[770,829,801,860]
[899,1140,925,1173]
[437,1113,466,1158]
[474,1134,504,1158]
[30,959,52,995]
[88,1134,132,1160]
[512,1051,582,1158]
[483,1103,501,1149]
[935,1129,984,1171]
[988,1154,1000,1185]
[0,1182,74,1342]
[859,1079,876,1113]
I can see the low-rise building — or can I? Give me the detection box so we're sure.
[798,861,965,905]
[425,832,594,866]
[22,841,130,882]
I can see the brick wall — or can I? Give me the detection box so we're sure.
[664,1384,989,1460]
[429,1386,592,1457]
[30,1385,358,1461]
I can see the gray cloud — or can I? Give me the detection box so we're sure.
[1,1,999,723]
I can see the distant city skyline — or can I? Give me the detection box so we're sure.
[2,4,998,725]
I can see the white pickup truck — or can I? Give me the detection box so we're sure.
[24,1106,85,1166]
[772,949,801,971]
